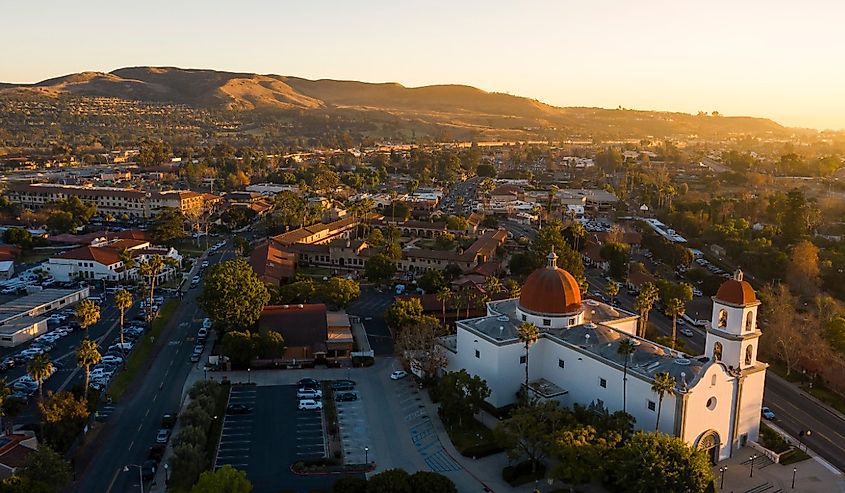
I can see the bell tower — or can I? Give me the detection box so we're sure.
[705,270,762,370]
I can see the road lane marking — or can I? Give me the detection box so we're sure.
[129,440,134,450]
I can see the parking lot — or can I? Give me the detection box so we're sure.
[336,389,372,464]
[215,386,256,470]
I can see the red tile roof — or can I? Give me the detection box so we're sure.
[54,246,121,265]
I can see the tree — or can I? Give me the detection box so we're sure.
[114,289,133,348]
[331,477,367,493]
[2,228,31,248]
[46,211,76,234]
[256,330,285,359]
[150,207,186,244]
[605,281,620,306]
[495,402,569,474]
[634,282,659,338]
[222,331,259,368]
[191,464,252,493]
[365,253,396,284]
[533,222,585,278]
[484,277,503,297]
[552,424,622,491]
[436,287,451,327]
[408,471,457,493]
[170,444,206,490]
[319,277,360,308]
[418,270,446,294]
[27,353,53,401]
[76,339,101,399]
[651,372,676,431]
[435,370,490,426]
[505,278,521,298]
[759,284,803,375]
[386,298,424,333]
[664,298,686,350]
[37,391,89,452]
[75,299,101,338]
[366,469,411,493]
[476,163,496,178]
[617,338,637,413]
[19,445,72,492]
[138,254,177,322]
[600,242,630,279]
[394,316,447,379]
[517,322,540,399]
[199,259,270,330]
[786,240,821,299]
[611,432,714,493]
[446,215,468,231]
[566,222,587,251]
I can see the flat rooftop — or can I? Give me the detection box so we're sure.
[0,317,47,336]
[0,288,87,319]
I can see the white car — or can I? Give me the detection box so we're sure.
[390,370,408,380]
[202,318,213,330]
[101,355,124,365]
[298,399,323,410]
[693,288,703,297]
[680,328,695,337]
[201,260,209,269]
[296,389,323,399]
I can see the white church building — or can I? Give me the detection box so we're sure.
[441,252,767,462]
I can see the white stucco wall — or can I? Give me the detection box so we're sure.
[682,363,737,461]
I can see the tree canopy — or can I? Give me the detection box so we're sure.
[199,259,270,330]
[190,464,252,493]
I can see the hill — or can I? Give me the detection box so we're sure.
[0,66,790,139]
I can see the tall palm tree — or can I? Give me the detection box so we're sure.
[517,322,540,401]
[617,338,637,413]
[634,282,659,338]
[75,299,101,338]
[436,287,451,328]
[484,277,503,298]
[665,298,686,350]
[505,278,521,299]
[77,339,102,400]
[138,255,165,322]
[27,353,54,401]
[118,248,136,283]
[570,221,587,251]
[114,289,133,362]
[651,371,676,432]
[605,281,620,306]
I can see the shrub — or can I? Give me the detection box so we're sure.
[502,460,546,486]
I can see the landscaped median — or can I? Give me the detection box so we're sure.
[108,299,179,400]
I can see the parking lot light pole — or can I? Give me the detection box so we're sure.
[719,466,726,489]
[247,368,251,384]
[164,464,169,483]
[123,464,143,493]
[749,455,757,478]
[365,446,369,465]
[792,467,797,489]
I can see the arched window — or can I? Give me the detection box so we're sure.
[711,374,717,386]
[745,312,754,332]
[713,342,723,362]
[718,309,728,328]
[745,345,754,366]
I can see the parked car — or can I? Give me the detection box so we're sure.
[202,318,213,330]
[761,407,776,420]
[101,355,124,365]
[192,344,204,355]
[390,370,408,380]
[161,413,177,429]
[297,388,323,399]
[197,327,209,339]
[227,404,252,415]
[201,260,209,269]
[298,378,319,388]
[335,392,358,402]
[680,328,694,337]
[141,460,157,480]
[155,428,171,444]
[298,399,323,411]
[331,380,355,391]
[147,444,165,462]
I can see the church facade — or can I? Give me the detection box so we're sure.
[441,252,767,462]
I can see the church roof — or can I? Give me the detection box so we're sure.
[518,252,582,315]
[715,270,757,306]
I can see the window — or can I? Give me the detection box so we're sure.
[521,314,527,322]
[542,319,551,326]
[520,355,526,364]
[599,378,607,388]
[647,400,656,411]
[569,318,576,325]
[713,342,723,362]
[558,359,565,369]
[706,396,717,410]
[745,312,754,332]
[745,345,753,366]
[474,349,480,359]
[718,309,728,328]
[711,374,717,386]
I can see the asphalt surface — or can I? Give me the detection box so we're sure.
[71,242,234,493]
[346,288,395,356]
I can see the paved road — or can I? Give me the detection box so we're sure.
[71,243,235,493]
[346,288,395,356]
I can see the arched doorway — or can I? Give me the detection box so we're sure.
[695,430,720,464]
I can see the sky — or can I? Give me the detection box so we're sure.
[2,0,844,130]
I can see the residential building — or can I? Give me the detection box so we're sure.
[442,256,766,463]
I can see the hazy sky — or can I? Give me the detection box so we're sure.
[3,0,844,130]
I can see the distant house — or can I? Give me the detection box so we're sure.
[0,261,14,281]
[249,240,296,285]
[258,304,354,365]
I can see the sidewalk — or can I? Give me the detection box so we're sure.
[713,447,845,493]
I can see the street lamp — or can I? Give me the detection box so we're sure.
[749,455,757,478]
[792,467,797,489]
[798,430,812,451]
[364,446,369,464]
[247,368,251,384]
[719,465,727,489]
[124,464,144,493]
[164,463,169,482]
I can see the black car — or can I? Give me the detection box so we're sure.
[331,380,355,391]
[161,413,177,429]
[141,460,157,480]
[147,444,165,462]
[335,392,358,402]
[227,404,252,415]
[298,378,319,389]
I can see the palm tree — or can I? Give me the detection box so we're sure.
[570,221,587,251]
[114,289,133,363]
[505,278,521,299]
[118,248,136,282]
[651,371,676,431]
[617,338,637,413]
[517,322,540,401]
[484,277,503,298]
[547,185,559,212]
[138,255,167,322]
[634,282,659,338]
[77,339,102,400]
[605,281,620,306]
[665,298,686,350]
[436,287,451,328]
[75,299,101,338]
[27,353,54,401]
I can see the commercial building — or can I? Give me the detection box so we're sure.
[0,288,89,346]
[258,304,354,365]
[442,256,766,463]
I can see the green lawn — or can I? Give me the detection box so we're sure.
[779,448,811,465]
[443,416,503,458]
[108,299,179,400]
[415,238,456,251]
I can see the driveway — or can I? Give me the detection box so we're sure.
[347,288,395,356]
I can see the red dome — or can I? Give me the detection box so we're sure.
[519,265,582,315]
[715,270,757,305]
